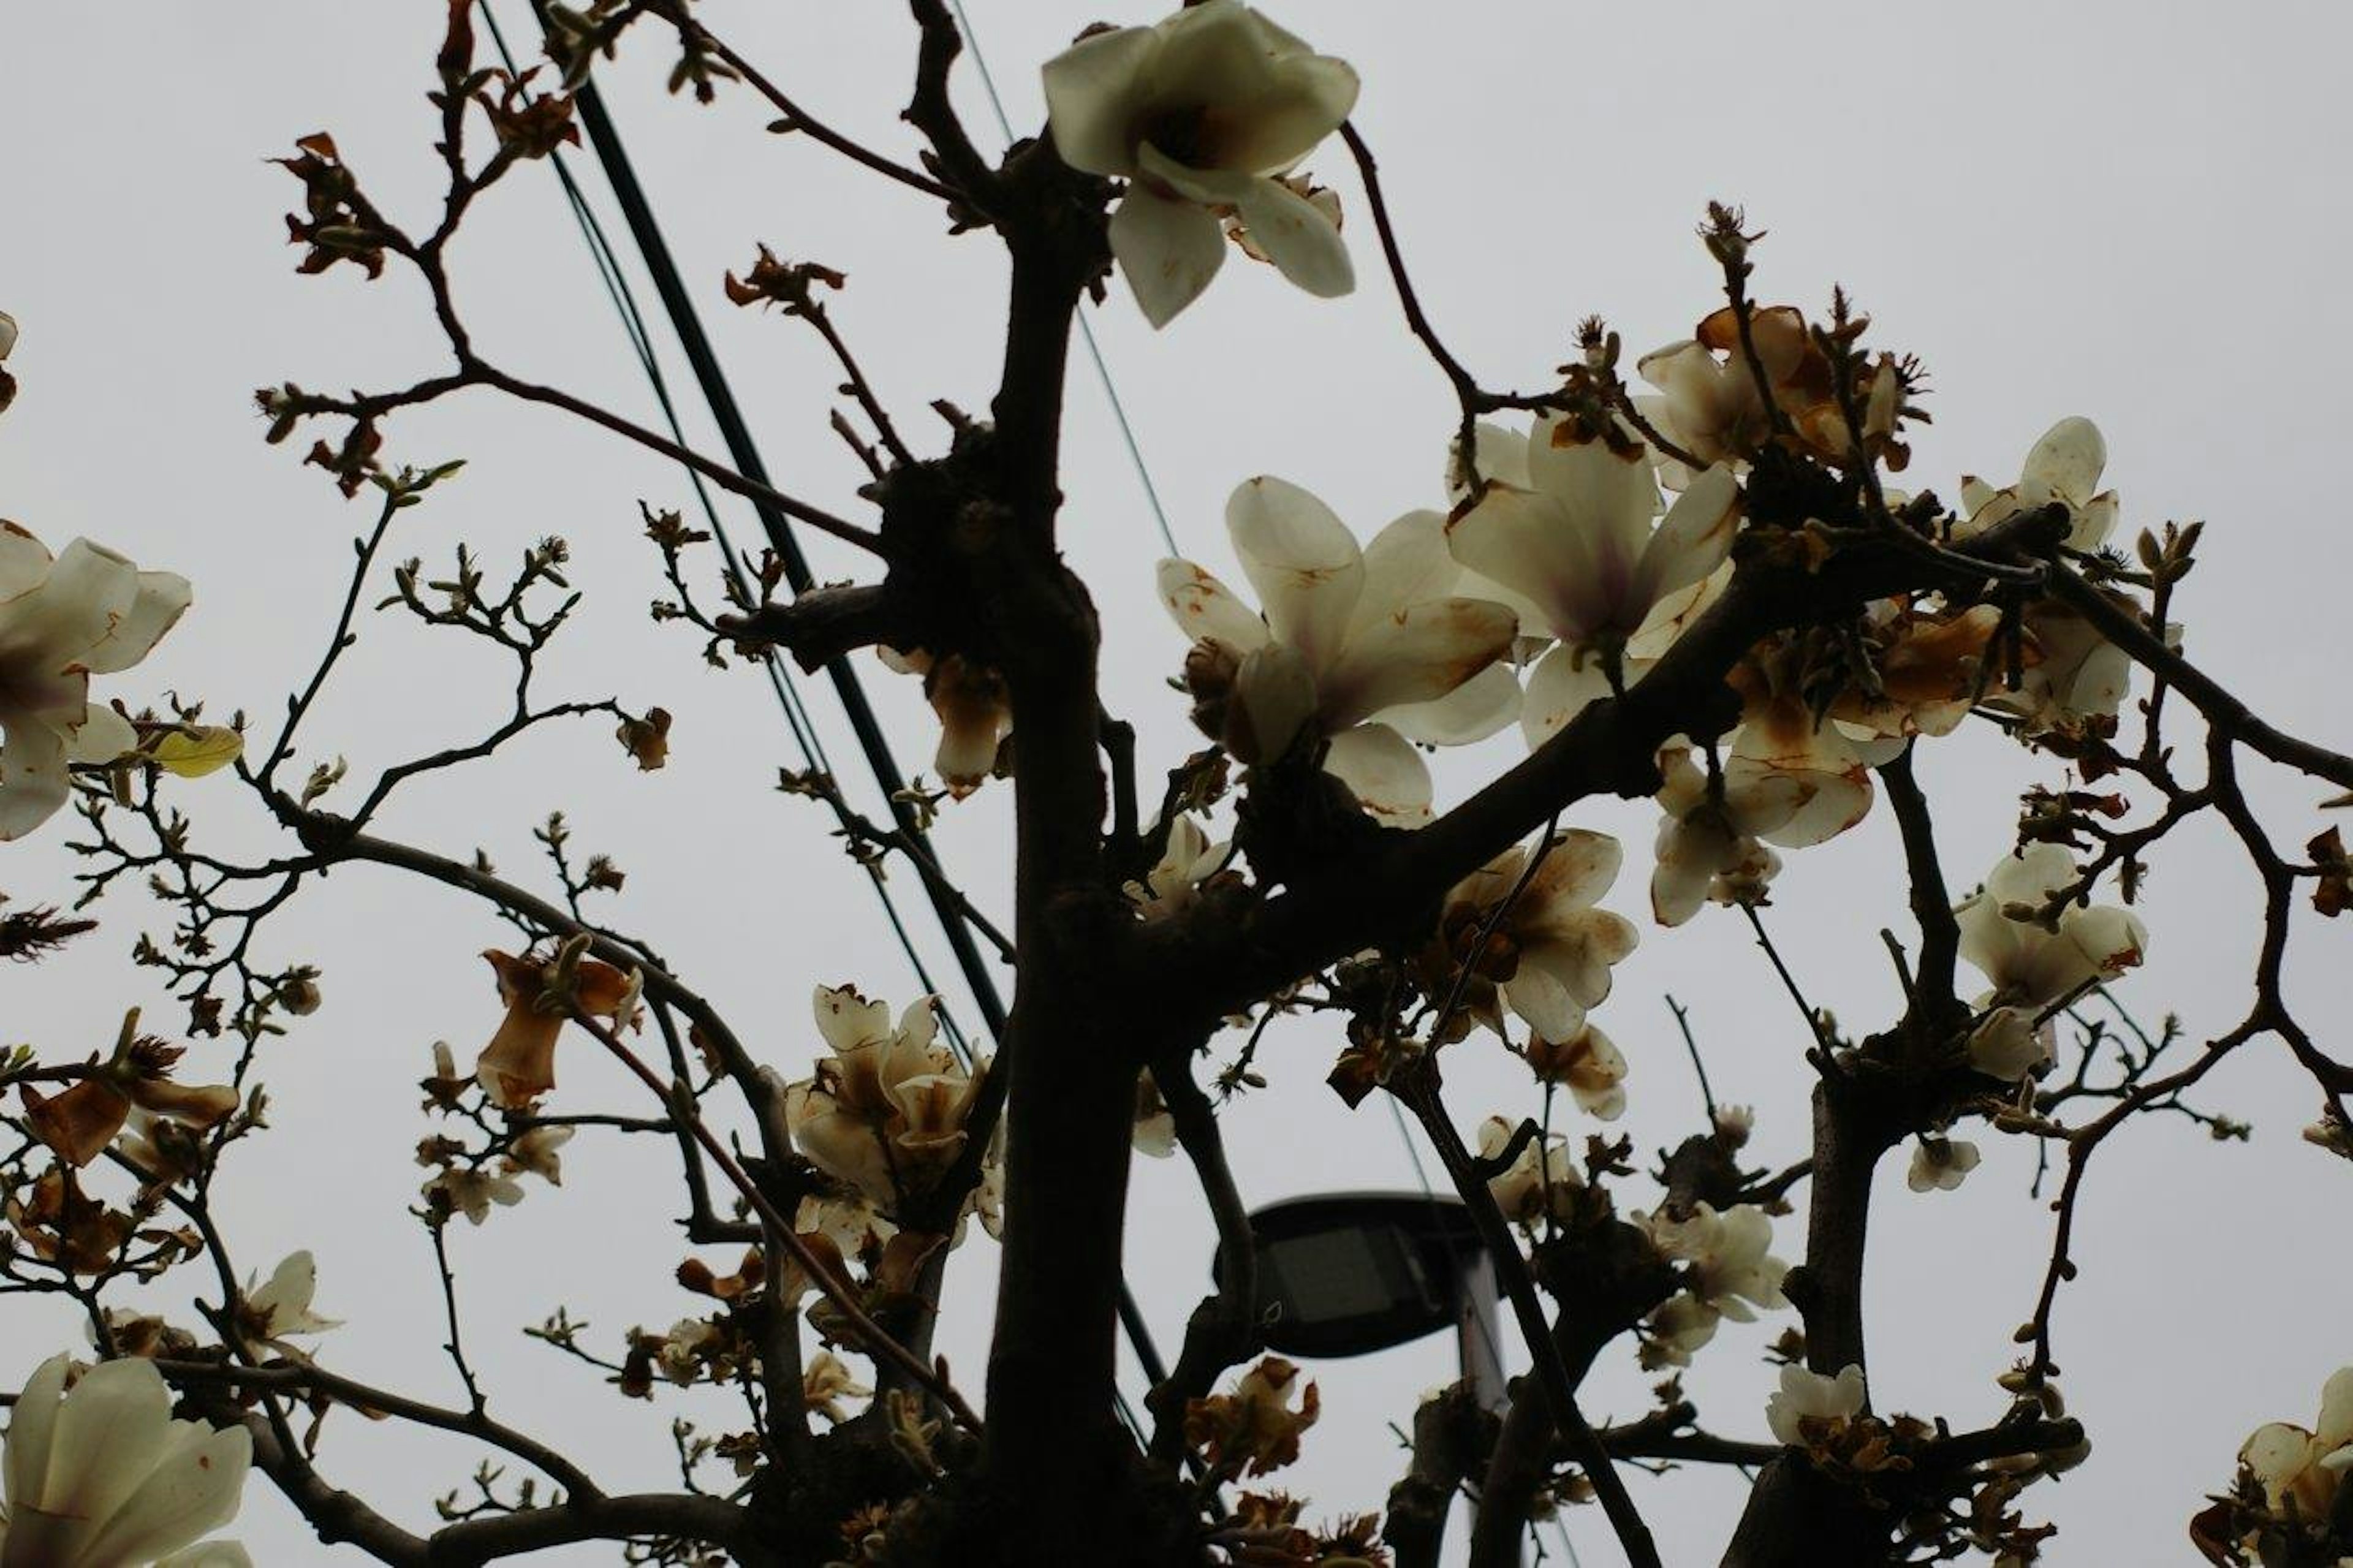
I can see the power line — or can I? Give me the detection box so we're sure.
[475,4,975,1063]
[493,0,1173,1396]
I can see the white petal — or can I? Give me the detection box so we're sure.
[1039,24,1158,177]
[1158,558,1273,653]
[1448,422,1533,501]
[1316,596,1515,731]
[1522,828,1624,914]
[1231,175,1354,299]
[1323,724,1432,827]
[1230,642,1319,762]
[1225,476,1363,673]
[1109,186,1226,329]
[1631,464,1741,608]
[0,521,55,604]
[78,1420,251,1566]
[1205,55,1358,175]
[1499,962,1586,1042]
[2021,417,2106,507]
[1520,643,1615,748]
[813,985,891,1060]
[2316,1367,2353,1450]
[1352,510,1457,634]
[156,1544,254,1567]
[78,570,191,677]
[1445,485,1601,643]
[1525,414,1661,540]
[5,1355,72,1518]
[39,1358,176,1542]
[1381,661,1521,746]
[0,539,139,669]
[64,700,135,766]
[0,718,72,842]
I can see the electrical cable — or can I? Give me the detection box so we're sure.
[491,0,1174,1398]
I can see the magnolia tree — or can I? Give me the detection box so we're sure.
[2,4,2349,1566]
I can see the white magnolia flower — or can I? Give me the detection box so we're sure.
[1476,1116,1579,1227]
[1906,1136,1981,1194]
[784,986,981,1216]
[0,525,191,841]
[1042,1,1358,326]
[2241,1367,2353,1519]
[1965,1006,2050,1082]
[1436,830,1639,1043]
[238,1251,340,1355]
[656,1319,720,1387]
[1644,1203,1788,1322]
[501,1124,575,1186]
[1525,1023,1627,1120]
[0,1354,252,1566]
[422,1165,525,1225]
[1765,1362,1868,1448]
[1985,597,2143,735]
[1648,724,1866,929]
[1955,844,2148,1010]
[1125,815,1232,920]
[1445,413,1741,683]
[1958,417,2119,554]
[1161,479,1518,820]
[1643,1292,1720,1368]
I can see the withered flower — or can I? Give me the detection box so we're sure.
[474,944,639,1108]
[1185,1356,1321,1478]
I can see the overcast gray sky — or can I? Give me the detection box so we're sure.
[4,2,2351,1562]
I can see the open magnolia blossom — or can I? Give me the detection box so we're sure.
[1956,843,2148,1011]
[1524,1023,1628,1120]
[1431,830,1639,1043]
[1647,746,1791,928]
[420,1164,525,1226]
[877,646,1010,799]
[1643,1292,1721,1369]
[1907,1135,1982,1194]
[474,947,640,1110]
[1643,1202,1789,1324]
[1477,1116,1581,1228]
[2239,1368,2353,1521]
[1958,417,2119,555]
[235,1251,339,1357]
[1124,814,1233,921]
[1985,596,2142,737]
[1966,1005,2052,1082]
[1766,1362,1869,1449]
[0,523,191,841]
[1444,412,1741,682]
[0,1354,252,1566]
[1161,477,1518,822]
[500,1124,574,1184]
[784,986,983,1218]
[1040,0,1357,327]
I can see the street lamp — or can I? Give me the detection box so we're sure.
[1213,1191,1506,1414]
